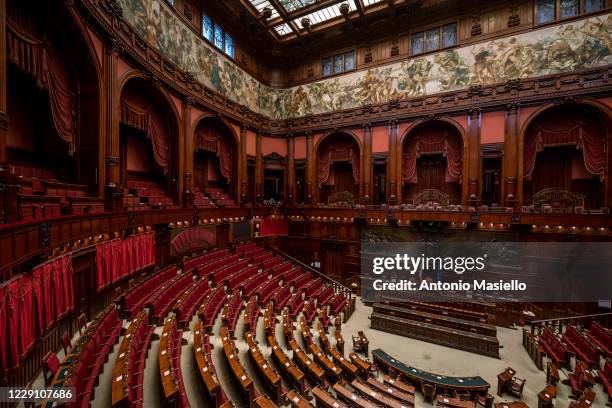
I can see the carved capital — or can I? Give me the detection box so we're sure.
[183,95,195,106]
[506,103,519,114]
[241,123,249,131]
[424,113,439,122]
[388,119,398,126]
[363,122,372,131]
[109,37,125,56]
[505,78,521,92]
[305,130,313,137]
[105,155,120,166]
[468,84,482,97]
[554,95,581,105]
[468,107,481,119]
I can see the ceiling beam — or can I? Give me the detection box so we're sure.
[269,0,303,36]
[355,0,366,16]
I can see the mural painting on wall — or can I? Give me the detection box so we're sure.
[120,0,611,120]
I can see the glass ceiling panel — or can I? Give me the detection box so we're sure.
[280,0,318,12]
[273,23,293,36]
[248,0,281,19]
[362,0,384,6]
[293,2,355,27]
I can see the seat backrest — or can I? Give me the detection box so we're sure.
[62,331,72,355]
[42,352,60,385]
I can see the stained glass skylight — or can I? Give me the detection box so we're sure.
[280,0,318,12]
[248,0,281,20]
[273,23,293,36]
[362,0,384,6]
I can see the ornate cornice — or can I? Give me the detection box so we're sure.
[77,1,612,136]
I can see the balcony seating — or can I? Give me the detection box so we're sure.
[317,285,335,306]
[227,265,258,290]
[205,187,235,207]
[329,292,347,316]
[563,325,598,367]
[242,272,268,298]
[111,310,154,408]
[568,361,590,397]
[303,278,324,298]
[269,262,292,278]
[199,287,228,332]
[172,279,211,328]
[149,273,194,324]
[538,327,568,368]
[222,290,244,334]
[287,292,304,318]
[193,190,214,208]
[159,317,190,407]
[122,266,178,317]
[273,286,292,312]
[123,180,177,211]
[55,306,122,408]
[600,360,612,401]
[183,248,230,273]
[258,278,282,306]
[588,322,612,358]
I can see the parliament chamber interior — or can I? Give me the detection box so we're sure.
[0,0,611,407]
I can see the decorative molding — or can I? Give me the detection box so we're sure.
[105,155,119,166]
[109,37,125,55]
[468,107,481,119]
[39,222,50,247]
[506,102,519,114]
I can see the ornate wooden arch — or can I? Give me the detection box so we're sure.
[398,117,470,205]
[517,99,612,206]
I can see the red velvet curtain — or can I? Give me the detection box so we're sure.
[19,275,35,358]
[43,263,54,328]
[95,233,155,290]
[52,258,63,319]
[32,267,45,335]
[318,138,360,186]
[121,86,169,171]
[259,218,289,237]
[8,280,20,368]
[7,7,76,154]
[195,124,233,182]
[523,111,607,179]
[61,256,74,313]
[402,126,463,184]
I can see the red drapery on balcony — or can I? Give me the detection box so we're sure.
[6,6,76,154]
[523,111,607,179]
[318,138,360,186]
[402,126,463,184]
[194,123,233,182]
[95,232,155,290]
[258,218,289,237]
[0,287,6,379]
[120,86,169,172]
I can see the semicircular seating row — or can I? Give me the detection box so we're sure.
[40,241,351,408]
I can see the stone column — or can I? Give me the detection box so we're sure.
[255,131,263,201]
[240,124,248,205]
[467,108,481,206]
[182,97,193,207]
[286,134,295,203]
[306,131,314,204]
[503,103,519,208]
[104,39,123,211]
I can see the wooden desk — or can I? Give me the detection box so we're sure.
[112,311,146,407]
[289,339,325,383]
[193,321,221,404]
[253,395,279,407]
[333,382,379,408]
[300,316,312,345]
[496,367,516,397]
[494,402,529,408]
[547,362,559,385]
[245,331,281,404]
[328,346,358,378]
[308,342,343,380]
[349,352,371,379]
[350,379,411,408]
[312,386,348,408]
[159,318,179,403]
[334,329,345,354]
[267,335,305,392]
[537,384,556,408]
[286,390,314,408]
[220,326,253,393]
[384,375,416,395]
[437,395,475,408]
[373,349,490,394]
[358,330,370,353]
[317,323,331,353]
[367,377,415,406]
[571,388,595,408]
